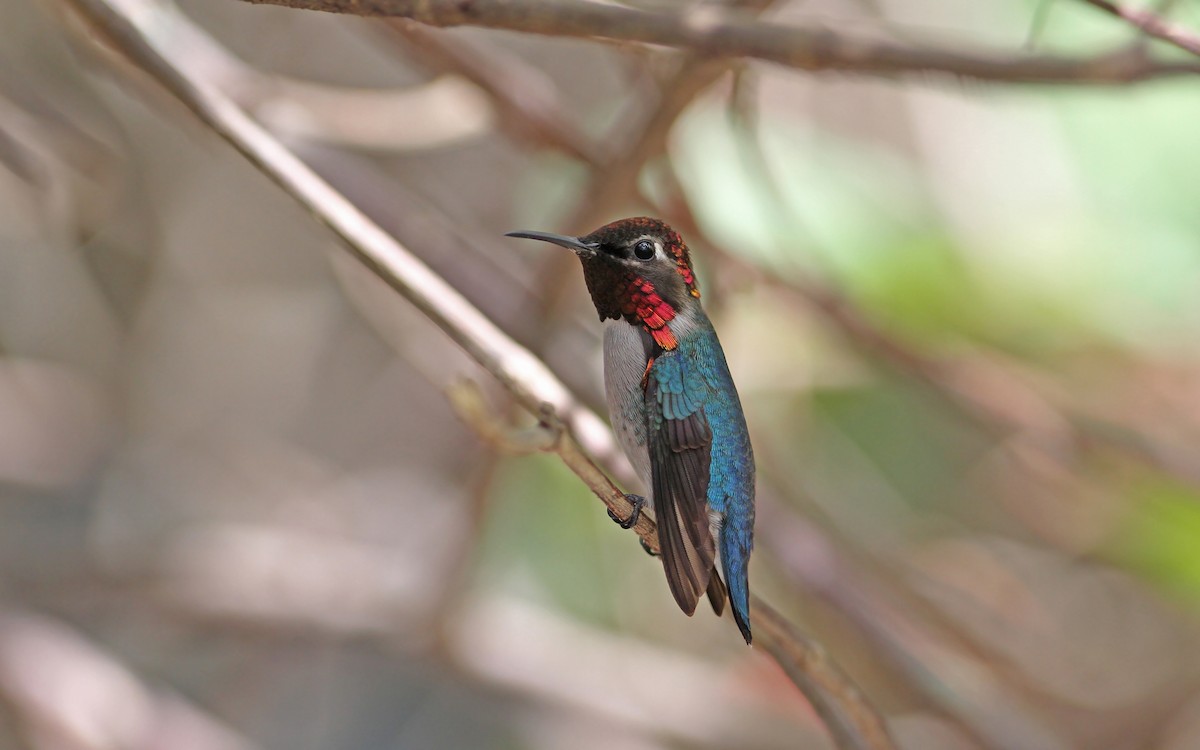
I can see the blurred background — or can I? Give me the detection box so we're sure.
[2,0,1200,748]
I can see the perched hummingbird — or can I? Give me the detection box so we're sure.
[507,217,755,643]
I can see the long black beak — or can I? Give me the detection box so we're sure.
[505,230,597,256]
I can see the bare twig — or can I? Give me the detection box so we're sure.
[1080,0,1200,57]
[54,0,898,747]
[235,0,1200,84]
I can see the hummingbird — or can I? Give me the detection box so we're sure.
[507,217,755,644]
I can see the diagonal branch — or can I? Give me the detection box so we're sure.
[235,0,1200,84]
[55,0,897,747]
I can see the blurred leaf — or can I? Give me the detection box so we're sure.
[1110,475,1200,606]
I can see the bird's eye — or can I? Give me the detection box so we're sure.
[633,240,655,260]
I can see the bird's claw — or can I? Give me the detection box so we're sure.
[607,493,645,530]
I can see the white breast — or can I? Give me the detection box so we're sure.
[602,319,653,490]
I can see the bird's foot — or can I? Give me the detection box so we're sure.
[607,493,645,529]
[607,495,658,556]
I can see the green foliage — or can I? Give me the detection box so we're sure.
[1111,475,1200,606]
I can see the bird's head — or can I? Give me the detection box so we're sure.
[507,217,700,350]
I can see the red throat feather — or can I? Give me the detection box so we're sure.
[622,276,678,350]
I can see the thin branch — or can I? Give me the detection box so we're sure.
[1081,0,1200,57]
[54,0,897,747]
[235,0,1200,84]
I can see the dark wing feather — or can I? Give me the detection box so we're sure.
[645,356,716,616]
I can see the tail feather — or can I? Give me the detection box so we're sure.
[721,527,752,644]
[705,566,726,616]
